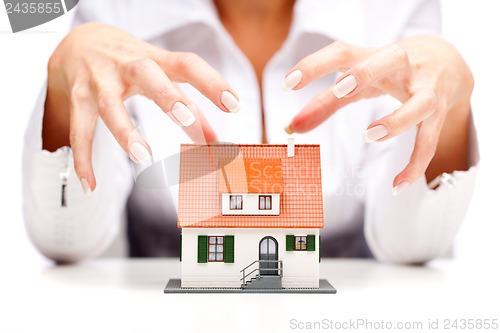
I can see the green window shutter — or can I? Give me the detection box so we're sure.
[319,236,321,262]
[307,234,316,251]
[179,234,182,262]
[286,235,295,251]
[224,235,234,263]
[197,235,208,263]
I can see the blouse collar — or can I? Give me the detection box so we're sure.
[130,0,365,45]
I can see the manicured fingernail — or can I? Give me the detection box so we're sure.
[129,142,152,166]
[171,102,196,127]
[220,91,240,113]
[363,125,389,142]
[393,181,410,196]
[80,178,92,197]
[332,75,357,98]
[284,126,294,135]
[281,70,302,91]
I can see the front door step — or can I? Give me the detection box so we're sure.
[243,275,282,289]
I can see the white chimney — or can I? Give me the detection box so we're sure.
[287,137,295,157]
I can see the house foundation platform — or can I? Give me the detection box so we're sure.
[164,279,336,294]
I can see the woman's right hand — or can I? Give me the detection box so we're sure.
[43,23,240,195]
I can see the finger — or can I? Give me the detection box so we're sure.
[286,86,383,134]
[124,58,200,127]
[69,86,98,194]
[392,117,443,195]
[282,41,372,91]
[332,43,409,98]
[155,52,241,113]
[169,88,219,144]
[363,89,438,143]
[93,82,152,167]
[195,108,218,143]
[181,104,219,144]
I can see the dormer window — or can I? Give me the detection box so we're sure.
[259,195,272,210]
[222,193,279,215]
[229,195,243,210]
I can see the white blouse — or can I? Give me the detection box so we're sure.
[22,0,478,263]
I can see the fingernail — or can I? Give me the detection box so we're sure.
[332,75,357,98]
[220,91,240,113]
[281,70,302,91]
[129,142,152,166]
[80,178,92,198]
[284,126,294,135]
[393,181,410,196]
[171,102,196,127]
[363,125,389,142]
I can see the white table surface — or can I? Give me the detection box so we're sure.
[1,258,499,333]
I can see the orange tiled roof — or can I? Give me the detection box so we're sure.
[177,144,324,228]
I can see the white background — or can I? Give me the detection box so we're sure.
[0,1,499,267]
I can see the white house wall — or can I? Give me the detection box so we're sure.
[181,228,320,288]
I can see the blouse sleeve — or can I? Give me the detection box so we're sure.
[22,6,134,262]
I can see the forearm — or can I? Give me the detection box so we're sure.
[23,82,133,262]
[365,167,478,264]
[24,120,133,263]
[363,114,478,264]
[24,149,118,263]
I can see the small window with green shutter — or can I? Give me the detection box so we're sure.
[199,235,235,263]
[286,235,316,252]
[306,234,316,251]
[197,235,208,263]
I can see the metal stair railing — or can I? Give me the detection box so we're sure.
[240,260,283,286]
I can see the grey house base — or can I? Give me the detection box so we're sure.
[164,279,337,294]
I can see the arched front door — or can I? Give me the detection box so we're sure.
[259,236,278,275]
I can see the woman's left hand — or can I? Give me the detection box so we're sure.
[283,35,473,193]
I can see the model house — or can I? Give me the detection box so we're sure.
[177,140,324,290]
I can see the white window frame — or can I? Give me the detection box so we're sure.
[259,195,272,210]
[221,193,280,215]
[208,236,224,262]
[294,236,307,251]
[229,195,243,210]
